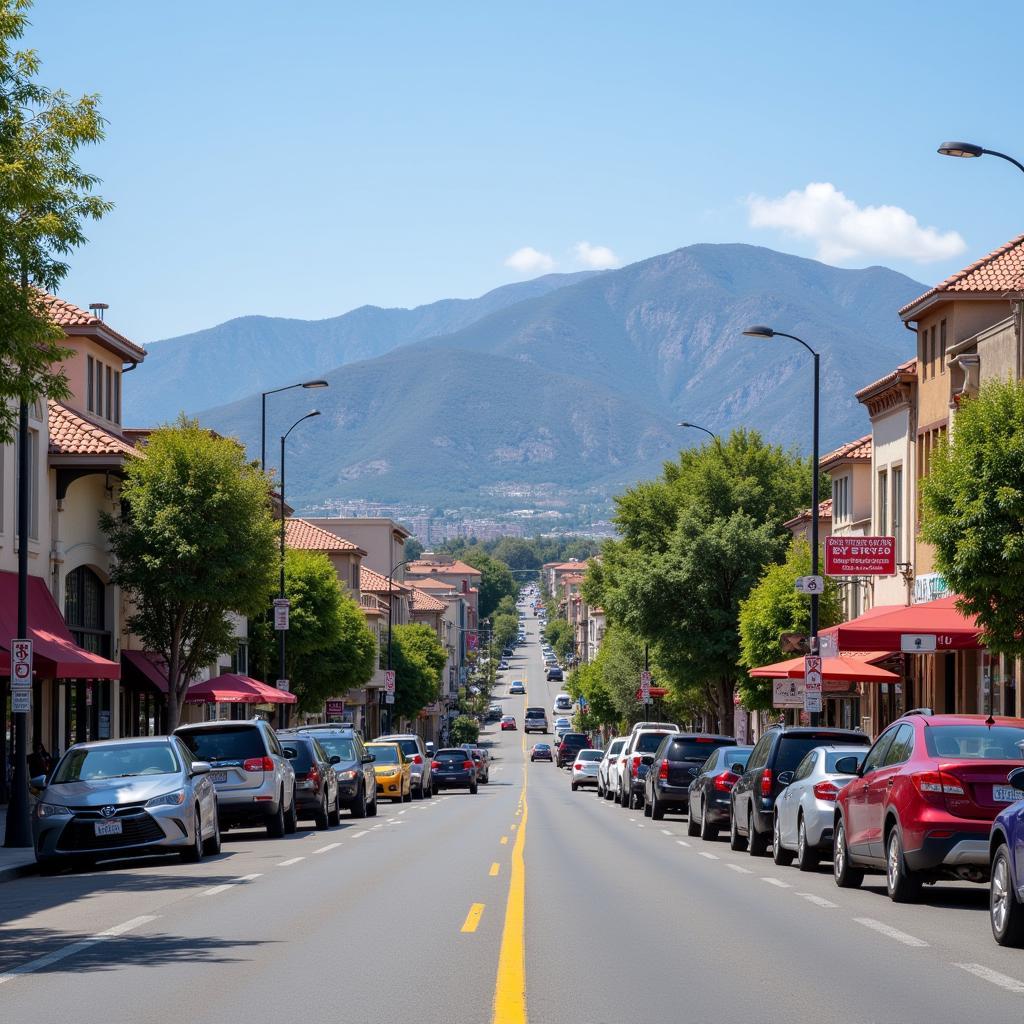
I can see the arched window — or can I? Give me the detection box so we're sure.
[65,566,110,656]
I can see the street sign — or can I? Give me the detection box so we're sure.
[385,693,395,705]
[384,670,396,694]
[795,575,824,594]
[273,598,290,631]
[773,678,804,708]
[901,633,937,653]
[803,655,823,713]
[276,678,290,692]
[640,670,652,705]
[11,638,32,687]
[825,536,896,576]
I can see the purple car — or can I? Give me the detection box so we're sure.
[988,766,1024,945]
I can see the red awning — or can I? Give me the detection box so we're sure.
[749,652,899,682]
[0,572,120,679]
[185,673,297,705]
[829,596,981,652]
[121,649,170,693]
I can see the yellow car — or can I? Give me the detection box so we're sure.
[365,742,412,803]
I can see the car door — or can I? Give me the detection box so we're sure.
[176,737,214,833]
[846,727,897,855]
[779,751,815,847]
[736,735,771,835]
[863,724,914,858]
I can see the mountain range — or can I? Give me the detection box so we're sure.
[125,244,927,510]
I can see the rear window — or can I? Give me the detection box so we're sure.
[178,726,265,762]
[635,732,670,753]
[366,744,400,765]
[388,739,419,757]
[283,739,315,771]
[577,750,602,761]
[562,734,588,744]
[436,749,471,761]
[776,734,867,774]
[667,738,735,762]
[824,750,866,773]
[924,725,1024,760]
[525,708,546,717]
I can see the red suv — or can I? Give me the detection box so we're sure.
[833,710,1024,902]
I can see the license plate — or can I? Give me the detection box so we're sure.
[94,819,123,836]
[210,771,228,784]
[993,785,1018,803]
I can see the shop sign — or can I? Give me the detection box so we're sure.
[825,537,896,576]
[913,572,949,605]
[773,678,804,707]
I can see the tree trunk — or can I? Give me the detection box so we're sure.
[713,677,735,735]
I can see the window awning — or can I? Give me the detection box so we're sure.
[0,572,120,680]
[824,596,981,652]
[121,649,170,693]
[184,673,296,705]
[748,652,899,682]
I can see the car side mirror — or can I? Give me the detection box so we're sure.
[191,761,212,776]
[29,773,47,793]
[282,747,297,760]
[329,755,341,765]
[1008,766,1024,792]
[833,755,861,775]
[730,762,745,775]
[363,753,375,764]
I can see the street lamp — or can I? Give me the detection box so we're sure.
[278,410,321,725]
[678,421,717,441]
[938,141,1024,176]
[743,324,822,724]
[384,558,414,734]
[261,380,328,472]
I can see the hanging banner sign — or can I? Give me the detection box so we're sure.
[825,537,896,576]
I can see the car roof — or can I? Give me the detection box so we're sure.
[898,713,1024,728]
[664,733,736,743]
[767,726,867,737]
[176,719,266,732]
[66,736,173,750]
[376,734,419,741]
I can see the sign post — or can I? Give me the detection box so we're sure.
[803,655,823,714]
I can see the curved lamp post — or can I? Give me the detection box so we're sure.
[678,420,717,441]
[743,325,822,723]
[938,141,1024,176]
[261,379,328,472]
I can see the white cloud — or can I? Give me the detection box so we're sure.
[573,241,619,269]
[504,246,556,273]
[746,182,966,264]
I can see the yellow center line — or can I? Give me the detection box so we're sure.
[461,903,485,933]
[490,862,500,877]
[492,766,528,1024]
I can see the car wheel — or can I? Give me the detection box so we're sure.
[991,844,1024,947]
[430,781,438,797]
[686,804,700,837]
[748,809,769,857]
[267,793,286,838]
[413,781,423,800]
[651,795,665,821]
[350,785,367,819]
[181,806,204,863]
[642,793,652,815]
[700,800,718,841]
[425,781,433,799]
[367,791,378,817]
[470,783,478,795]
[284,792,298,835]
[796,815,818,871]
[886,826,921,903]
[833,816,863,888]
[571,782,578,792]
[328,793,341,828]
[36,856,60,876]
[402,783,412,803]
[773,813,794,866]
[730,805,748,852]
[203,808,223,857]
[314,791,330,831]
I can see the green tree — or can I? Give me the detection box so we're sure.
[390,623,447,721]
[102,419,277,730]
[491,537,541,571]
[450,715,480,745]
[404,537,424,561]
[921,378,1024,657]
[492,613,519,653]
[462,550,517,619]
[737,538,844,710]
[543,618,575,662]
[0,0,113,442]
[567,659,618,729]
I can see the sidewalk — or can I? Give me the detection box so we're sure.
[0,805,39,882]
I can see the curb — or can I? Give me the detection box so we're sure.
[0,859,38,883]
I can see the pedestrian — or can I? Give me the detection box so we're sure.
[27,739,52,778]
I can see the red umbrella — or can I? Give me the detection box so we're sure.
[748,653,898,682]
[185,673,296,705]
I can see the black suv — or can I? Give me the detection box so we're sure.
[556,733,590,768]
[644,733,737,821]
[288,727,378,818]
[730,726,869,856]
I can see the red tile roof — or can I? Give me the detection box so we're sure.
[47,401,138,458]
[39,292,146,359]
[409,588,447,613]
[855,358,917,401]
[783,498,833,529]
[900,234,1024,317]
[820,435,872,470]
[285,518,365,554]
[360,565,410,594]
[406,559,482,577]
[407,578,458,592]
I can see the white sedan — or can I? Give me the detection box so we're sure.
[597,737,627,799]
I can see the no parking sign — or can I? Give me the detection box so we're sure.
[11,638,31,713]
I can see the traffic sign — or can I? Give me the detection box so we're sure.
[803,655,822,713]
[795,575,824,594]
[818,634,838,658]
[276,678,290,692]
[384,670,396,693]
[640,670,652,704]
[825,536,896,576]
[385,693,395,705]
[773,678,804,708]
[273,598,290,631]
[12,687,30,712]
[11,638,32,687]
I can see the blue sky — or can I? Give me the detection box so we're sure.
[26,1,1024,343]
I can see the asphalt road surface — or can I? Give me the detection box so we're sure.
[4,607,1024,1023]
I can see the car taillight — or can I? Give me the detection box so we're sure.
[431,761,440,770]
[713,771,738,792]
[463,760,474,769]
[307,763,321,787]
[574,763,583,771]
[812,781,839,802]
[412,754,423,764]
[760,768,773,798]
[631,754,642,778]
[658,759,669,780]
[243,756,275,772]
[912,770,965,803]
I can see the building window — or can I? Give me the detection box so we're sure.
[939,319,947,374]
[877,469,888,536]
[351,563,359,591]
[87,354,95,412]
[65,566,110,656]
[834,476,850,523]
[892,466,903,564]
[232,641,248,676]
[114,370,121,425]
[14,428,39,540]
[105,365,112,420]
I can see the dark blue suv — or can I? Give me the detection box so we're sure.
[988,767,1024,945]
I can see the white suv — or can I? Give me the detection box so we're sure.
[616,728,676,810]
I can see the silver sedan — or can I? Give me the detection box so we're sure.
[32,736,221,871]
[571,749,603,791]
[597,737,627,799]
[773,744,866,871]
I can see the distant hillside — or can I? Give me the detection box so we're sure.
[196,243,926,509]
[126,270,599,424]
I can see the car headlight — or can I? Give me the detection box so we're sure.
[383,768,400,777]
[146,789,186,808]
[337,770,357,781]
[35,802,69,818]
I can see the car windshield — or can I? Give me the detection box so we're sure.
[53,743,179,783]
[825,750,866,772]
[178,726,265,762]
[314,736,356,762]
[635,732,670,753]
[284,740,315,771]
[924,725,1024,760]
[367,744,400,765]
[577,750,602,761]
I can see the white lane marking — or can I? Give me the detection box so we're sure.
[201,883,235,896]
[0,915,158,985]
[398,809,407,815]
[676,840,691,848]
[237,873,262,882]
[727,864,752,875]
[660,829,673,836]
[761,877,791,889]
[954,963,1024,993]
[796,892,837,908]
[387,818,398,823]
[628,818,636,823]
[277,856,305,867]
[313,843,342,855]
[698,851,719,860]
[636,824,645,829]
[854,918,928,947]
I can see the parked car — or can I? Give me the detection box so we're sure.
[553,693,573,713]
[289,727,377,818]
[499,660,510,671]
[547,667,564,682]
[571,749,603,791]
[988,766,1024,945]
[597,737,628,800]
[509,681,526,695]
[487,703,503,722]
[531,743,553,762]
[644,733,737,821]
[630,721,680,735]
[833,711,1024,900]
[557,732,591,769]
[501,716,517,731]
[32,736,221,870]
[772,744,866,869]
[686,745,753,839]
[294,723,365,741]
[617,729,676,808]
[431,747,478,793]
[375,733,433,799]
[280,734,340,830]
[470,747,490,783]
[524,707,548,733]
[364,741,412,803]
[176,719,297,837]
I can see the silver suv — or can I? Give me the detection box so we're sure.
[375,733,433,799]
[524,707,548,734]
[176,719,297,837]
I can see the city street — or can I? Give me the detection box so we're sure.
[3,611,1024,1023]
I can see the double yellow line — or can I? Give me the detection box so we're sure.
[491,767,528,1024]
